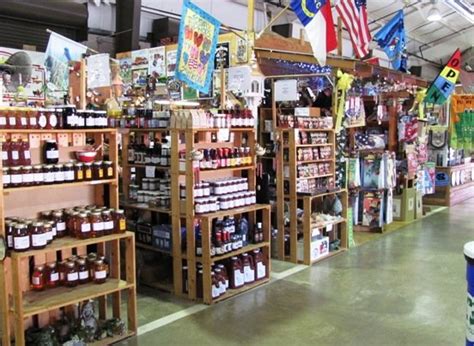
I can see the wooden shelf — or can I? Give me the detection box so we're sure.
[212,278,270,304]
[4,178,116,193]
[10,232,133,259]
[284,143,331,148]
[127,163,170,170]
[287,173,333,180]
[0,128,116,134]
[310,218,346,228]
[296,159,334,164]
[136,242,171,255]
[196,203,270,219]
[196,242,270,263]
[89,331,135,346]
[171,127,254,133]
[120,200,171,214]
[179,165,254,175]
[296,128,334,132]
[121,128,169,133]
[22,279,133,318]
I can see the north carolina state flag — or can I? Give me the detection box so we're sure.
[290,0,338,66]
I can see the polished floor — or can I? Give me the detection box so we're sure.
[121,199,472,345]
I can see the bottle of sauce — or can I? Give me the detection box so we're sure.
[30,221,47,250]
[229,256,244,288]
[64,261,79,287]
[13,223,30,252]
[44,140,59,164]
[242,253,255,284]
[252,249,267,281]
[31,265,45,291]
[46,262,59,288]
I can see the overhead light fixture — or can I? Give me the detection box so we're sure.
[427,2,442,21]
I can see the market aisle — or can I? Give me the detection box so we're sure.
[121,200,472,346]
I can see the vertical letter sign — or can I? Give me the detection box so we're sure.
[175,0,221,94]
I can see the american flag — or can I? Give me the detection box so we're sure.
[335,0,371,58]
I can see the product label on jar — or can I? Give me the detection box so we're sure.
[11,150,19,160]
[2,151,7,160]
[44,172,54,182]
[81,223,91,233]
[79,271,89,280]
[65,171,75,181]
[32,276,41,285]
[67,272,79,282]
[244,266,254,283]
[0,117,6,125]
[38,115,47,128]
[23,173,34,183]
[3,174,11,185]
[24,150,31,159]
[257,262,266,279]
[234,270,244,287]
[54,171,65,181]
[29,117,37,126]
[50,227,56,238]
[9,117,16,126]
[11,174,22,184]
[67,115,74,126]
[46,150,59,159]
[14,235,30,250]
[107,167,113,177]
[93,222,104,231]
[7,235,12,248]
[77,171,83,180]
[95,270,107,279]
[57,222,66,231]
[219,282,226,295]
[20,117,27,126]
[49,115,58,128]
[119,219,126,231]
[33,173,43,182]
[50,272,59,282]
[86,117,94,127]
[104,221,114,230]
[211,284,220,298]
[85,170,92,179]
[32,233,47,247]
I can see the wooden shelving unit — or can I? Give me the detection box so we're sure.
[0,128,137,346]
[171,126,272,304]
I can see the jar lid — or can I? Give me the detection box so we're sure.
[65,104,77,108]
[65,163,73,168]
[91,211,101,216]
[45,165,54,169]
[76,258,86,265]
[88,252,97,259]
[93,161,103,165]
[41,211,51,215]
[34,265,45,271]
[115,209,124,214]
[33,165,42,169]
[103,161,112,164]
[15,223,27,229]
[32,221,44,227]
[45,139,57,143]
[53,211,63,217]
[10,166,21,171]
[46,262,57,269]
[54,164,63,168]
[43,222,52,229]
[84,162,92,166]
[102,210,111,215]
[65,261,76,268]
[2,167,8,171]
[79,212,88,217]
[94,259,104,265]
[75,162,84,167]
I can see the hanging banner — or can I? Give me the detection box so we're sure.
[86,53,110,89]
[374,10,407,72]
[175,0,220,93]
[148,46,166,78]
[424,49,461,105]
[44,31,88,91]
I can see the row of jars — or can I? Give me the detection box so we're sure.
[189,249,267,298]
[6,206,126,252]
[194,191,256,214]
[2,161,114,188]
[205,178,249,196]
[31,253,109,291]
[0,106,108,130]
[109,108,171,129]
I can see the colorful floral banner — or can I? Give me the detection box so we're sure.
[175,0,220,94]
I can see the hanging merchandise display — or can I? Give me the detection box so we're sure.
[374,10,407,72]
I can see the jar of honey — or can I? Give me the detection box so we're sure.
[78,212,91,239]
[92,161,104,180]
[64,261,78,287]
[90,211,104,238]
[114,209,126,233]
[87,253,97,280]
[94,259,107,284]
[76,258,89,284]
[46,262,59,288]
[102,210,114,235]
[74,162,84,181]
[43,222,54,244]
[103,161,114,178]
[30,221,47,250]
[52,211,66,238]
[83,163,93,181]
[64,163,75,182]
[31,265,45,291]
[32,165,44,185]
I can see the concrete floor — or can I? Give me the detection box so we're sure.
[121,199,472,345]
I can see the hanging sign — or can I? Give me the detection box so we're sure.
[424,49,461,105]
[227,66,251,93]
[274,79,298,102]
[175,0,221,94]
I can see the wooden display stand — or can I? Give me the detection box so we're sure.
[423,163,474,206]
[0,128,137,345]
[171,127,271,304]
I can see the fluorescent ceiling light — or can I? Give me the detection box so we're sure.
[427,6,442,21]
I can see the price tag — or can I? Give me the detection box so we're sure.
[145,166,156,178]
[326,224,333,232]
[28,134,41,148]
[0,134,6,143]
[217,129,230,142]
[57,133,69,147]
[11,134,22,142]
[72,133,85,147]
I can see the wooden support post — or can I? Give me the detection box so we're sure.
[303,197,312,265]
[289,130,298,263]
[185,130,197,300]
[125,233,137,332]
[276,130,285,260]
[80,59,87,110]
[201,217,212,304]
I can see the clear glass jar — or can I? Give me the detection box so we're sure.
[10,166,22,187]
[76,258,89,284]
[43,165,55,184]
[64,163,75,182]
[13,223,30,252]
[30,221,47,250]
[32,165,44,185]
[53,164,65,183]
[102,210,114,235]
[114,209,126,233]
[90,211,104,238]
[46,262,59,288]
[94,259,107,284]
[31,265,45,291]
[64,261,78,287]
[74,162,84,181]
[2,167,10,188]
[92,161,104,180]
[21,165,34,186]
[52,211,67,238]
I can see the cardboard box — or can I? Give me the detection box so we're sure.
[393,187,415,222]
[297,236,329,262]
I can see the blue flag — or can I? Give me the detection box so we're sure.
[374,10,407,72]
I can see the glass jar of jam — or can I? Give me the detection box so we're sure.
[103,161,114,179]
[83,163,93,181]
[90,211,104,238]
[92,161,104,180]
[21,165,34,186]
[13,223,30,252]
[44,140,59,164]
[28,109,38,129]
[46,262,59,288]
[5,221,14,250]
[30,221,47,250]
[52,211,67,237]
[76,110,86,129]
[87,253,97,280]
[43,165,55,184]
[63,105,77,129]
[32,165,44,185]
[53,164,65,183]
[64,261,78,287]
[7,107,17,129]
[114,209,126,233]
[78,212,91,239]
[19,139,31,166]
[31,265,45,291]
[44,109,57,129]
[85,111,95,128]
[74,163,84,181]
[18,108,28,129]
[76,258,89,284]
[94,259,107,284]
[37,108,47,129]
[2,167,10,188]
[43,222,54,244]
[0,107,7,128]
[64,163,75,182]
[9,140,20,166]
[102,210,114,235]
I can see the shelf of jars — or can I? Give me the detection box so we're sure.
[0,112,137,346]
[275,108,347,264]
[170,108,271,304]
